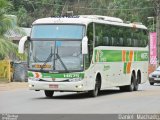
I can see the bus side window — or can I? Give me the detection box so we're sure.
[95,23,104,47]
[136,29,142,47]
[95,36,99,46]
[141,30,148,47]
[134,39,138,47]
[85,23,94,69]
[127,38,132,47]
[112,37,116,46]
[103,37,109,46]
[118,26,124,46]
[119,38,123,46]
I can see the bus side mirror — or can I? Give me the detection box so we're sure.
[82,36,88,54]
[18,36,29,53]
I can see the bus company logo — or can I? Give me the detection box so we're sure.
[95,50,106,62]
[103,65,110,71]
[33,72,42,78]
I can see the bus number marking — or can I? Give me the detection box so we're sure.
[64,74,80,78]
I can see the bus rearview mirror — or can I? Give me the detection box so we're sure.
[82,36,88,54]
[18,36,28,53]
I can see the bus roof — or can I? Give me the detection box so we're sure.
[32,15,147,29]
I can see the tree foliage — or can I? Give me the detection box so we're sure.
[0,0,23,60]
[0,0,154,60]
[107,0,155,26]
[8,0,155,29]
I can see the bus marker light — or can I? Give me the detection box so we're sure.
[29,84,34,88]
[76,84,83,89]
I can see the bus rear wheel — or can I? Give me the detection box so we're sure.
[134,77,139,91]
[150,82,154,85]
[134,71,141,91]
[120,74,136,92]
[44,90,54,98]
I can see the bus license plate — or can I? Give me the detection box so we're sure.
[49,84,58,89]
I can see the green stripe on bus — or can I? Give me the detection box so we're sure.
[94,50,148,62]
[28,71,34,77]
[123,62,127,74]
[95,50,122,62]
[28,71,85,78]
[126,51,130,62]
[134,51,148,61]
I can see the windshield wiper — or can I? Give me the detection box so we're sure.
[40,47,53,71]
[56,53,69,73]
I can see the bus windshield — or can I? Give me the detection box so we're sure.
[29,24,85,72]
[29,40,83,72]
[31,25,85,39]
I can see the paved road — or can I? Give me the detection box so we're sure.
[0,82,160,114]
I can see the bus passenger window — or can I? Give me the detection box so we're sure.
[103,37,109,46]
[119,38,123,46]
[111,37,115,46]
[127,38,132,47]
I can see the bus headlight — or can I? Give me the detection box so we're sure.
[69,78,82,82]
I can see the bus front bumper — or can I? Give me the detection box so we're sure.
[28,80,87,92]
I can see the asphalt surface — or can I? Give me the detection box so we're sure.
[0,82,160,114]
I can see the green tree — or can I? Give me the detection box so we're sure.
[9,0,155,29]
[107,0,155,26]
[0,0,19,60]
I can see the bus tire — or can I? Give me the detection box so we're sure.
[134,76,139,91]
[44,90,54,98]
[134,79,139,91]
[126,74,135,91]
[127,74,136,92]
[119,86,127,91]
[120,73,135,92]
[134,71,141,91]
[150,82,154,85]
[88,76,101,97]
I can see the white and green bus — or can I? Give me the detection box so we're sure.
[19,15,148,97]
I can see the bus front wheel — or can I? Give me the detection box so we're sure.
[44,90,54,98]
[88,77,101,97]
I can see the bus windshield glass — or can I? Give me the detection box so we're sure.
[29,40,83,72]
[31,25,85,39]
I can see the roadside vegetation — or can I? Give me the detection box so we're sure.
[0,0,157,59]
